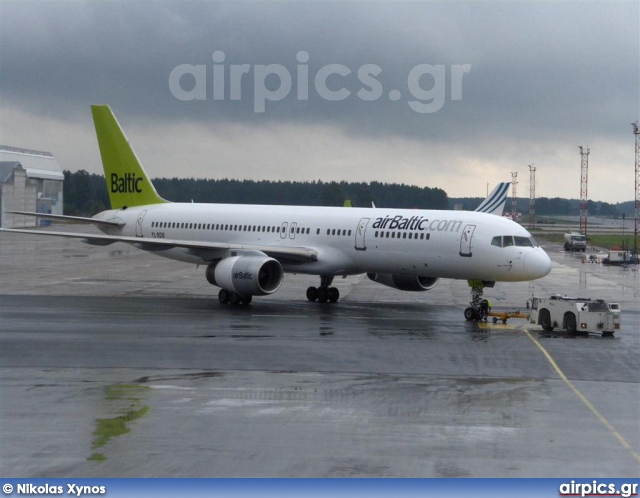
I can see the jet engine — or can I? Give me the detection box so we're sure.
[206,256,284,295]
[367,273,439,292]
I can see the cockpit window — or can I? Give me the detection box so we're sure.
[514,236,533,247]
[492,235,538,248]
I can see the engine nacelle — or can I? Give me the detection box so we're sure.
[367,273,439,292]
[206,256,284,296]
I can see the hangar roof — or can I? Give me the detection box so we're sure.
[0,146,64,181]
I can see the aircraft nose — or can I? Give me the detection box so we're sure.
[524,249,552,279]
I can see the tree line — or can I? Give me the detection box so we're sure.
[63,169,632,218]
[62,170,448,216]
[447,196,633,218]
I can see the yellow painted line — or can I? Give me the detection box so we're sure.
[523,328,640,465]
[476,323,517,330]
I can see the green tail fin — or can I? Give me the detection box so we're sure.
[91,105,166,209]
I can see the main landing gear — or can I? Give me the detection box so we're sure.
[218,289,252,305]
[306,275,340,303]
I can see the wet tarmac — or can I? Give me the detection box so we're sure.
[0,228,638,477]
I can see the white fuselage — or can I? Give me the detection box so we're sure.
[96,203,552,283]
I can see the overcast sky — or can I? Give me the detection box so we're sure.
[1,0,638,203]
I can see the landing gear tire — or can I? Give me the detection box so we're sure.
[328,287,340,303]
[306,286,318,302]
[317,287,329,303]
[308,276,340,304]
[219,289,252,305]
[229,292,241,305]
[307,285,339,303]
[218,289,230,304]
[464,307,476,321]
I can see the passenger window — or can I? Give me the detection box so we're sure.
[491,236,502,247]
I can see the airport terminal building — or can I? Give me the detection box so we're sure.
[0,146,64,228]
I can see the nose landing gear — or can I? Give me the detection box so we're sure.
[464,279,493,321]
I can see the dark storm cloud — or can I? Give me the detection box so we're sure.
[2,1,637,141]
[0,1,638,202]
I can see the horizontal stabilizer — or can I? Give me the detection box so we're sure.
[7,211,124,227]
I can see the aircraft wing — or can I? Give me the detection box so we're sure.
[0,228,318,264]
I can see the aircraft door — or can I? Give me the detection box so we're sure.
[280,222,288,240]
[135,210,147,237]
[355,217,369,251]
[289,222,297,239]
[459,224,476,257]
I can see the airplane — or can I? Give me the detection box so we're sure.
[2,105,552,319]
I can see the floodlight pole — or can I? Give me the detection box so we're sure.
[578,146,589,237]
[633,122,639,258]
[529,164,536,229]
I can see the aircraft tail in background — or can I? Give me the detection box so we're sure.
[474,182,510,216]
